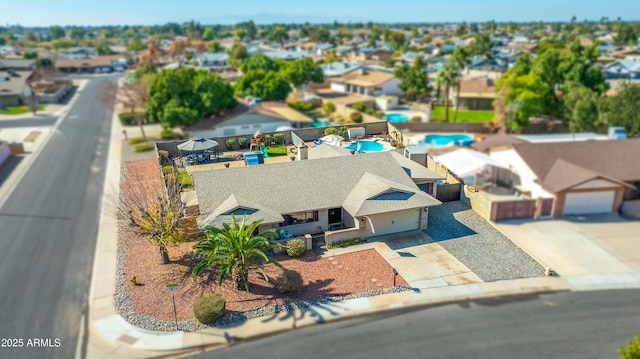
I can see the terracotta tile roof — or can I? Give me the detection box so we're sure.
[512,139,640,192]
[471,133,527,152]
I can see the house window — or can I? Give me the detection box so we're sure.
[281,211,319,226]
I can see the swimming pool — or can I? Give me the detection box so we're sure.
[345,140,384,152]
[385,113,410,122]
[423,134,475,147]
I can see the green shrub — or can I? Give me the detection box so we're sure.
[619,336,640,359]
[352,103,367,112]
[134,143,154,152]
[275,269,304,295]
[286,238,306,257]
[396,143,405,149]
[162,165,175,174]
[265,134,272,144]
[324,101,336,115]
[225,138,237,150]
[161,129,182,140]
[338,126,349,136]
[350,112,363,123]
[128,136,145,145]
[365,108,376,116]
[193,294,226,324]
[356,135,364,140]
[410,116,422,123]
[326,238,363,249]
[374,111,386,119]
[118,112,138,126]
[178,171,192,187]
[237,137,248,149]
[273,133,285,145]
[287,100,314,112]
[266,145,287,156]
[323,127,338,136]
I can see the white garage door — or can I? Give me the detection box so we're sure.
[366,209,421,236]
[563,191,615,215]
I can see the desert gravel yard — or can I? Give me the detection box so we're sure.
[426,201,545,281]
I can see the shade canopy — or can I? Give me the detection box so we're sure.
[321,134,344,146]
[177,138,219,152]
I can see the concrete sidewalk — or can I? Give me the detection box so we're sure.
[83,89,640,358]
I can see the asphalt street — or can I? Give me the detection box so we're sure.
[0,75,115,359]
[192,289,640,359]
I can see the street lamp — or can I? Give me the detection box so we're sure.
[165,283,179,331]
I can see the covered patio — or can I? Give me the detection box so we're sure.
[177,138,220,166]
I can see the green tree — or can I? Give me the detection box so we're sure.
[599,83,640,137]
[228,43,249,67]
[96,39,114,55]
[394,56,432,101]
[49,25,66,40]
[456,22,468,36]
[451,47,470,122]
[68,27,86,40]
[613,21,637,46]
[324,100,336,115]
[469,33,493,58]
[147,68,236,128]
[51,38,76,50]
[0,36,5,46]
[208,40,223,53]
[239,53,280,73]
[531,48,564,115]
[22,51,38,60]
[618,336,640,359]
[436,63,459,122]
[309,27,331,43]
[485,20,497,35]
[35,58,53,69]
[234,28,247,41]
[126,36,146,52]
[266,26,289,46]
[202,27,216,41]
[496,73,547,129]
[281,57,324,89]
[389,31,406,51]
[234,70,291,101]
[563,86,600,132]
[192,216,282,292]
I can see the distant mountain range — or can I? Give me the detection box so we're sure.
[197,12,369,25]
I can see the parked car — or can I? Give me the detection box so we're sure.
[102,67,113,73]
[114,66,126,72]
[94,68,102,73]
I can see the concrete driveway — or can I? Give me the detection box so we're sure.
[325,231,482,289]
[496,214,640,276]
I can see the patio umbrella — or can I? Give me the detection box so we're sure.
[177,138,219,152]
[320,134,344,146]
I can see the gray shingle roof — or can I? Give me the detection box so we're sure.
[192,151,441,228]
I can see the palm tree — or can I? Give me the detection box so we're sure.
[192,216,282,292]
[436,63,458,122]
[451,48,470,123]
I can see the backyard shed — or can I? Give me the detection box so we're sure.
[434,148,511,186]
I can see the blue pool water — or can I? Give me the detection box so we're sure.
[385,113,410,122]
[345,141,384,152]
[423,134,475,147]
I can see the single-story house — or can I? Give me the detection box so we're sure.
[58,47,97,60]
[196,53,231,71]
[489,139,640,217]
[330,68,403,96]
[603,60,640,79]
[451,77,497,110]
[263,51,310,61]
[0,70,35,107]
[55,55,127,73]
[0,59,36,71]
[182,98,313,138]
[191,150,442,240]
[320,61,362,79]
[349,47,392,62]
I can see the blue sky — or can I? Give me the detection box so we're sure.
[2,0,639,26]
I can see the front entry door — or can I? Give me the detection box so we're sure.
[328,208,342,224]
